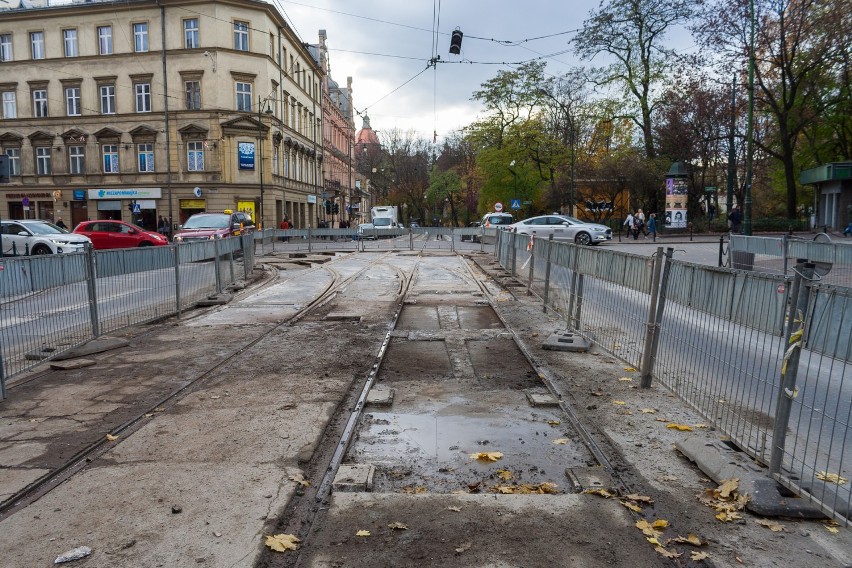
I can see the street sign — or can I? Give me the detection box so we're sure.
[494,202,503,212]
[510,199,521,210]
[132,203,142,214]
[21,197,30,207]
[705,186,717,192]
[522,200,532,205]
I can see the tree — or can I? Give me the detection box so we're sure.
[573,0,701,160]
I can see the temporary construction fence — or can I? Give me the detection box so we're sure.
[497,230,852,523]
[729,234,852,287]
[0,234,254,398]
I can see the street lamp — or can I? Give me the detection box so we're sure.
[257,96,274,230]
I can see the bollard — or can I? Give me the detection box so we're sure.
[308,226,313,253]
[409,227,413,251]
[174,244,182,318]
[543,235,554,312]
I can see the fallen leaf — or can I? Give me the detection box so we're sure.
[387,522,408,530]
[495,485,515,494]
[825,525,840,534]
[613,400,626,405]
[590,391,604,397]
[716,511,742,522]
[447,506,461,512]
[668,534,703,546]
[641,408,657,414]
[655,417,670,422]
[355,530,371,537]
[624,367,637,372]
[816,471,848,485]
[106,434,118,442]
[402,486,426,494]
[546,420,561,426]
[651,519,669,529]
[756,519,785,532]
[635,520,663,538]
[265,534,300,552]
[666,423,693,431]
[552,438,569,445]
[691,551,710,561]
[693,423,708,429]
[625,494,654,504]
[654,546,681,559]
[618,377,633,382]
[467,481,481,493]
[584,488,614,498]
[455,542,471,553]
[496,470,514,481]
[144,413,153,418]
[736,556,743,563]
[621,500,642,512]
[288,473,311,487]
[154,407,165,412]
[646,537,661,546]
[470,451,503,462]
[717,478,739,499]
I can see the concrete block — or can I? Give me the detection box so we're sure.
[52,337,129,361]
[565,467,613,493]
[196,293,233,306]
[365,386,394,407]
[325,313,362,322]
[542,331,590,352]
[333,464,375,492]
[25,347,55,360]
[50,358,97,371]
[526,391,560,407]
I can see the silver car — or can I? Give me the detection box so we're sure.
[507,215,612,245]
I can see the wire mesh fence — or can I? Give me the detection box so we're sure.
[0,233,255,395]
[729,234,852,287]
[497,231,852,523]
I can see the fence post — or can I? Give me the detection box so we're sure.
[640,247,666,387]
[718,235,725,267]
[409,227,413,251]
[573,272,584,329]
[213,237,222,294]
[451,228,455,253]
[782,233,789,276]
[84,243,100,338]
[640,247,675,388]
[308,226,313,253]
[567,248,579,326]
[228,244,235,285]
[769,261,815,475]
[511,232,517,277]
[543,235,554,312]
[527,235,535,296]
[174,244,182,318]
[0,347,5,400]
[242,234,250,280]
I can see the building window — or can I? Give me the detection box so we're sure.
[35,146,51,175]
[98,26,113,55]
[233,21,249,51]
[30,32,45,60]
[184,18,199,49]
[0,34,12,62]
[63,29,78,57]
[68,145,84,174]
[137,143,154,172]
[2,91,16,118]
[185,80,200,110]
[187,141,204,171]
[5,148,20,175]
[135,83,151,113]
[32,89,48,117]
[272,148,279,175]
[102,144,119,173]
[283,151,289,178]
[235,82,252,112]
[99,85,115,114]
[65,87,81,116]
[132,22,148,52]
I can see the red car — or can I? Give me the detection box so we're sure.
[73,220,168,249]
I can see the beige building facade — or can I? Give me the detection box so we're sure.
[0,0,323,232]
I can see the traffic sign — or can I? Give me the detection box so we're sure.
[510,199,521,210]
[21,197,30,206]
[132,203,142,214]
[494,202,503,212]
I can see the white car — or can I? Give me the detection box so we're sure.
[1,219,92,255]
[508,215,612,245]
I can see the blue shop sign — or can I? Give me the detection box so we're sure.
[238,142,255,170]
[73,190,86,200]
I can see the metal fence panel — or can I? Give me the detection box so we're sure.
[804,284,852,362]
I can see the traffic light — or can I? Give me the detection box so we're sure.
[333,202,339,214]
[324,200,332,214]
[449,29,463,54]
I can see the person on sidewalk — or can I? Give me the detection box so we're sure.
[636,209,647,238]
[623,211,635,239]
[632,212,642,240]
[728,206,742,233]
[55,217,67,230]
[844,222,852,237]
[647,213,657,241]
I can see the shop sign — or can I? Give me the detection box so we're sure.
[6,192,52,199]
[74,190,86,200]
[307,195,317,204]
[88,188,162,199]
[238,142,255,169]
[179,199,206,209]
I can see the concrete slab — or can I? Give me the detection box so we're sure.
[325,312,362,322]
[52,337,130,361]
[0,468,51,501]
[365,385,394,407]
[542,331,591,352]
[196,293,233,306]
[24,347,55,361]
[50,358,97,371]
[676,438,827,519]
[333,464,375,492]
[526,391,560,407]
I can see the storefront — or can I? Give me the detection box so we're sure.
[87,187,162,229]
[179,199,206,224]
[5,192,56,221]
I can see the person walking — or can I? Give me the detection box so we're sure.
[647,213,657,241]
[55,217,67,230]
[623,211,635,239]
[636,209,647,238]
[157,216,169,237]
[728,206,742,234]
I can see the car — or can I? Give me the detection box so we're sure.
[507,214,612,245]
[172,210,255,242]
[73,220,168,249]
[356,222,376,240]
[1,219,92,256]
[481,212,514,228]
[410,222,420,228]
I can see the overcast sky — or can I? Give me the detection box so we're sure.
[278,0,606,142]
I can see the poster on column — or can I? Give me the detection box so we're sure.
[665,177,688,228]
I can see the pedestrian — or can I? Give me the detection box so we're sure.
[279,217,291,242]
[844,222,852,237]
[647,213,657,241]
[55,217,67,229]
[623,211,635,239]
[632,211,642,240]
[157,215,169,237]
[728,206,742,234]
[636,209,647,238]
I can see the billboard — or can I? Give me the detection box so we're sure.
[238,142,255,170]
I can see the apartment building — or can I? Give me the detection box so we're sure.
[0,0,324,232]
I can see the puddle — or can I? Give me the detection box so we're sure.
[456,306,503,329]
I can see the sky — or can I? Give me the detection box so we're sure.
[277,0,603,143]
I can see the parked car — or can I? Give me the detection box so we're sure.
[507,214,612,245]
[481,212,514,229]
[356,223,376,240]
[1,219,91,256]
[73,220,168,249]
[172,211,255,242]
[460,221,481,242]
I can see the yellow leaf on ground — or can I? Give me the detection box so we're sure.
[387,522,408,530]
[646,537,661,546]
[106,434,118,442]
[552,438,569,445]
[816,471,848,485]
[693,423,708,429]
[756,519,785,532]
[826,526,840,534]
[619,377,633,382]
[613,400,626,405]
[691,551,710,561]
[625,494,654,504]
[470,451,503,462]
[496,469,514,481]
[655,417,670,422]
[584,488,614,498]
[651,519,669,529]
[668,534,704,546]
[402,486,426,494]
[447,506,461,512]
[356,530,371,537]
[288,473,311,487]
[624,367,637,372]
[654,546,681,559]
[641,408,657,414]
[455,542,472,553]
[621,500,642,512]
[265,534,300,552]
[716,511,742,522]
[666,423,693,431]
[717,478,740,499]
[546,420,561,426]
[635,520,663,538]
[495,485,516,494]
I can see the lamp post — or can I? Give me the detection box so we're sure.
[257,96,274,229]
